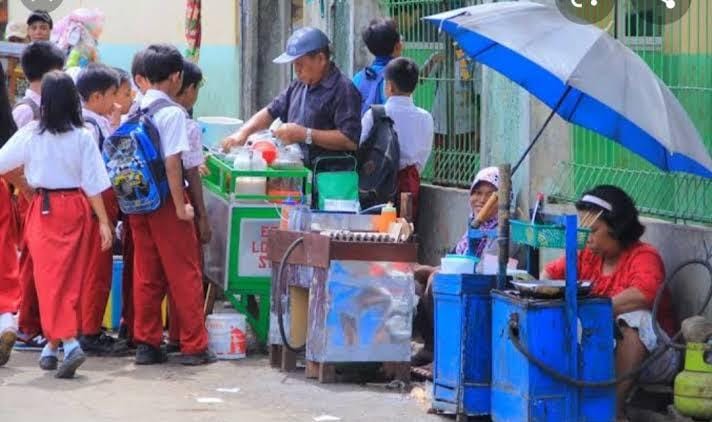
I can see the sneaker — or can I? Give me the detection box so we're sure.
[166,342,181,354]
[14,333,48,351]
[0,330,17,366]
[134,344,168,365]
[55,348,86,379]
[178,349,218,366]
[39,355,59,371]
[79,333,130,357]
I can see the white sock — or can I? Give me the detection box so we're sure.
[63,339,81,357]
[0,313,17,334]
[41,344,58,358]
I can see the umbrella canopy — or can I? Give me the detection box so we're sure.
[424,2,712,178]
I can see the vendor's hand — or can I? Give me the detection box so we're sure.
[221,131,248,152]
[196,214,212,244]
[177,203,195,221]
[198,164,210,177]
[273,123,307,145]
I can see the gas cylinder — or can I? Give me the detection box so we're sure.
[674,343,712,419]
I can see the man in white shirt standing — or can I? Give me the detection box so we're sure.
[360,57,434,219]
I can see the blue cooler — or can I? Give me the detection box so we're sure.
[432,273,497,417]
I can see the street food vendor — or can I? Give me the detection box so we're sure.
[411,166,501,371]
[222,27,362,169]
[541,185,679,421]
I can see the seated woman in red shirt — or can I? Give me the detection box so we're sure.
[542,185,679,421]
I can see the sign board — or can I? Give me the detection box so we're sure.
[238,218,279,277]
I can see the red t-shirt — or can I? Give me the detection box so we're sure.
[544,242,675,335]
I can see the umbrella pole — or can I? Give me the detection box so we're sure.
[512,86,572,175]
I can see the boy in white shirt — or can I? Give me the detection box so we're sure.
[360,57,433,219]
[76,64,129,357]
[129,45,215,366]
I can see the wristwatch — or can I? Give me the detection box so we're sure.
[305,128,313,145]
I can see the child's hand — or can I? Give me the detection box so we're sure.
[99,222,113,252]
[109,103,122,128]
[197,215,212,244]
[198,164,210,177]
[177,203,195,221]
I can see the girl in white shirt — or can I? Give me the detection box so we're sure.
[0,71,113,379]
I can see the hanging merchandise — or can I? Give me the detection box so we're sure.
[185,0,202,62]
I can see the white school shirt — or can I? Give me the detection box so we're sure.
[0,123,111,197]
[82,108,112,145]
[183,116,205,170]
[12,89,41,129]
[140,90,189,159]
[360,96,434,172]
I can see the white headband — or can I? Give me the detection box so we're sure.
[581,195,613,212]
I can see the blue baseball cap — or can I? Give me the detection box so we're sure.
[273,27,330,64]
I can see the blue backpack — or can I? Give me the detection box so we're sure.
[356,66,386,116]
[102,99,173,214]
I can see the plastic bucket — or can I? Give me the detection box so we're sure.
[198,116,244,149]
[440,254,479,275]
[206,313,247,360]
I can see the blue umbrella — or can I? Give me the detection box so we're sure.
[424,2,712,178]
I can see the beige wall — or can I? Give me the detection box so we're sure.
[8,0,238,45]
[664,0,710,54]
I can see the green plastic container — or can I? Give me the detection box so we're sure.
[510,220,590,249]
[674,343,712,419]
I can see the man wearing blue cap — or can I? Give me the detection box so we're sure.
[223,27,362,168]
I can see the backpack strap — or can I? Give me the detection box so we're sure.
[371,104,388,122]
[84,117,106,149]
[13,98,40,121]
[142,98,175,117]
[358,67,386,115]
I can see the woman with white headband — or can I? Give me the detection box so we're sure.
[541,185,679,422]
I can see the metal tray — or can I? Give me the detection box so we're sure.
[510,280,592,298]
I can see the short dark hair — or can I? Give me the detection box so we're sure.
[131,50,147,80]
[20,41,65,82]
[143,44,184,84]
[575,185,645,249]
[39,71,84,135]
[76,64,120,101]
[113,67,131,85]
[27,10,53,29]
[385,57,419,94]
[178,59,203,95]
[362,18,400,57]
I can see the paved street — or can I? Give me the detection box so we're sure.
[0,351,441,422]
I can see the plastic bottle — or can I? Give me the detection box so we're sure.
[379,202,397,233]
[280,197,297,230]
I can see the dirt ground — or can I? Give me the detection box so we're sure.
[0,351,442,422]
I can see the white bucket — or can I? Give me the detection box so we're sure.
[206,313,247,360]
[198,116,244,149]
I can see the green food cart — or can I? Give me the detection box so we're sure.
[201,154,311,343]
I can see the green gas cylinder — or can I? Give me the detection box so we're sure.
[674,343,712,419]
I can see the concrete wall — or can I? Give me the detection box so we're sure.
[8,0,241,118]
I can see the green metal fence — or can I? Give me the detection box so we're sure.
[381,0,482,187]
[551,0,712,224]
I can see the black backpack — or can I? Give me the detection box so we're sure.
[357,105,401,210]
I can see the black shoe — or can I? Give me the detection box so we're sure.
[0,330,17,367]
[135,344,168,365]
[39,355,59,371]
[178,349,218,366]
[55,348,86,379]
[166,342,181,354]
[80,333,130,357]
